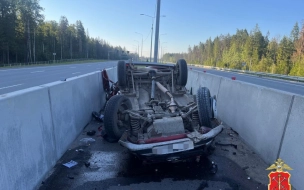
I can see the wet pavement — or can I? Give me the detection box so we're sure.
[39,120,269,190]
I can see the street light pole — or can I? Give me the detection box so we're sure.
[140,14,154,62]
[150,23,153,62]
[133,40,139,60]
[153,0,161,62]
[160,42,167,63]
[135,32,143,60]
[158,34,167,62]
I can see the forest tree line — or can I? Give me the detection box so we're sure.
[163,23,304,76]
[0,0,132,65]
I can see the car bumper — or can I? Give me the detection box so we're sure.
[119,125,223,158]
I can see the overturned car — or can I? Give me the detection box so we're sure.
[104,59,223,162]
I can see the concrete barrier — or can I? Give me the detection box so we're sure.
[186,69,222,97]
[279,95,304,189]
[0,87,57,190]
[0,68,117,190]
[216,78,294,164]
[48,71,103,159]
[188,71,303,189]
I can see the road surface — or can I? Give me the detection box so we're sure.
[1,61,304,96]
[191,67,304,96]
[0,61,117,95]
[38,120,268,190]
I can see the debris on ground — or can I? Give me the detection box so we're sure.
[215,142,238,149]
[67,175,74,179]
[63,160,78,168]
[92,111,104,122]
[210,164,218,174]
[230,128,239,136]
[79,138,96,146]
[86,130,96,136]
[84,162,90,167]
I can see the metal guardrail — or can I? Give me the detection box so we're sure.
[189,64,304,82]
[0,58,99,68]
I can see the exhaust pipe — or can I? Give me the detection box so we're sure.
[156,82,177,112]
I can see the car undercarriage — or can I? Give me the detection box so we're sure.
[104,59,223,162]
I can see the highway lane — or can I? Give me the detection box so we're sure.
[0,61,117,95]
[1,61,304,96]
[192,67,304,96]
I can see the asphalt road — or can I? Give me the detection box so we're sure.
[38,120,268,190]
[192,67,304,96]
[1,61,304,96]
[0,61,117,95]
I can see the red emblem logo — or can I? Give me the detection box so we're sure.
[266,158,292,190]
[268,172,291,190]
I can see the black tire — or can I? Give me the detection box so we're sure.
[176,59,188,86]
[196,87,212,128]
[117,61,127,88]
[104,95,132,141]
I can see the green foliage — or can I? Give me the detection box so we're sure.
[0,0,133,64]
[163,22,304,77]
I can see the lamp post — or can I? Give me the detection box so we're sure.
[160,42,167,63]
[140,14,154,62]
[153,0,161,62]
[133,40,140,60]
[162,47,167,63]
[158,34,167,62]
[132,45,138,60]
[135,32,143,60]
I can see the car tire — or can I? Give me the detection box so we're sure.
[196,87,212,128]
[117,61,127,88]
[104,95,132,141]
[176,59,188,86]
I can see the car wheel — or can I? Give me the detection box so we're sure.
[196,87,212,128]
[104,95,132,141]
[176,59,188,86]
[117,61,127,88]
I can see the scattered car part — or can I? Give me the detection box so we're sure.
[196,87,212,128]
[176,59,188,86]
[87,130,96,136]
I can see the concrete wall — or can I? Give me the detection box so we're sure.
[187,69,303,189]
[279,95,304,189]
[47,72,103,159]
[216,77,293,164]
[0,87,56,190]
[186,69,221,97]
[0,68,116,190]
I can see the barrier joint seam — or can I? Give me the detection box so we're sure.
[277,95,295,159]
[48,88,57,157]
[216,77,222,99]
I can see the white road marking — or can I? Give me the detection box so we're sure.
[30,70,45,73]
[0,84,23,90]
[72,72,80,75]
